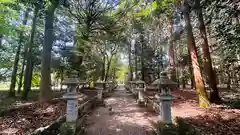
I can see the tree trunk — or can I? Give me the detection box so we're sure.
[60,67,63,91]
[39,3,58,102]
[188,51,195,89]
[105,56,113,81]
[189,65,195,88]
[128,41,133,81]
[236,15,239,24]
[183,1,210,107]
[140,33,144,81]
[227,72,231,89]
[9,8,30,97]
[101,55,105,81]
[195,0,221,103]
[0,35,2,49]
[21,7,39,100]
[134,41,138,80]
[18,23,31,94]
[168,18,177,82]
[17,57,25,93]
[182,70,186,89]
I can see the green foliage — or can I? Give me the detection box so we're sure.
[0,0,19,36]
[116,64,128,81]
[59,122,75,135]
[227,100,240,109]
[153,121,178,135]
[153,118,200,135]
[31,72,40,87]
[205,0,240,64]
[135,1,158,17]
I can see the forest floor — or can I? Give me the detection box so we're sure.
[84,87,157,135]
[0,89,98,135]
[172,87,240,135]
[0,90,64,112]
[0,87,239,135]
[84,86,240,135]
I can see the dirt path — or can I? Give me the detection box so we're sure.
[84,86,158,135]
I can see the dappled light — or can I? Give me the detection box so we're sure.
[85,88,157,135]
[0,0,239,134]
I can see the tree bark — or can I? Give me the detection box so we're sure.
[39,3,58,102]
[227,72,231,89]
[168,18,177,82]
[18,19,31,93]
[195,0,221,103]
[104,55,113,81]
[128,40,133,81]
[21,7,39,100]
[134,41,138,80]
[182,69,186,89]
[9,8,30,97]
[17,56,26,93]
[183,0,210,107]
[140,33,144,81]
[60,67,63,91]
[0,35,2,49]
[101,55,105,81]
[188,65,195,88]
[188,50,195,89]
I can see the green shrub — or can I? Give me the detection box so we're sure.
[152,118,200,135]
[175,117,199,135]
[229,100,240,109]
[152,121,178,135]
[59,122,75,135]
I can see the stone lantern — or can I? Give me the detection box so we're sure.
[128,81,135,93]
[61,71,80,122]
[152,72,177,124]
[106,80,114,92]
[95,80,107,101]
[135,80,145,104]
[62,71,80,92]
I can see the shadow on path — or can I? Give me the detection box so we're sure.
[84,87,157,135]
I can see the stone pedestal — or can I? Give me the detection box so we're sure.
[98,89,103,100]
[131,84,134,93]
[156,94,173,124]
[95,81,106,101]
[63,93,78,122]
[129,82,135,93]
[136,88,144,103]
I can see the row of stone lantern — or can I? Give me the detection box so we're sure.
[127,71,177,124]
[95,80,116,101]
[61,71,117,123]
[128,80,146,105]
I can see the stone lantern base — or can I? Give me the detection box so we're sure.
[155,94,174,124]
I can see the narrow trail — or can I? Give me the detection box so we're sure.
[84,86,158,135]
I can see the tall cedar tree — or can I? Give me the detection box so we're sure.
[182,0,210,107]
[195,0,221,103]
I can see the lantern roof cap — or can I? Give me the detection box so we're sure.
[135,80,145,84]
[79,80,87,84]
[152,72,177,87]
[95,80,107,84]
[62,78,80,85]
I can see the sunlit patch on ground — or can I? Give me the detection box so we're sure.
[85,88,156,135]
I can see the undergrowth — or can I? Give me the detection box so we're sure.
[152,117,200,135]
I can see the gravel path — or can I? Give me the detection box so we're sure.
[84,86,157,135]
